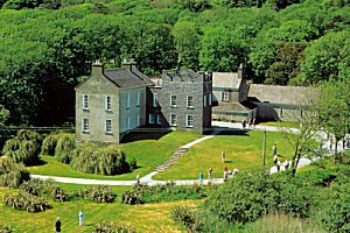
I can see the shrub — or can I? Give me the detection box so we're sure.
[0,158,30,188]
[172,206,203,233]
[0,225,13,233]
[50,185,68,202]
[4,191,50,213]
[70,144,131,175]
[54,134,75,164]
[93,221,136,233]
[121,191,143,205]
[20,178,43,196]
[76,186,116,203]
[2,130,42,165]
[41,134,59,155]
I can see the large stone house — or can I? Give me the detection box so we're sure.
[75,60,212,143]
[147,69,212,133]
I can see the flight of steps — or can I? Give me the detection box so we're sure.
[154,148,188,172]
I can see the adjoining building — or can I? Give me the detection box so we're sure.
[75,60,212,144]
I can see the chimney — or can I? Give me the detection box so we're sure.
[91,59,104,77]
[121,58,138,72]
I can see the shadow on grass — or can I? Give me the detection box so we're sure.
[208,127,250,136]
[26,158,47,167]
[121,131,171,143]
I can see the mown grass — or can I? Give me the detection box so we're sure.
[259,121,299,129]
[0,186,196,233]
[155,131,294,180]
[27,131,202,180]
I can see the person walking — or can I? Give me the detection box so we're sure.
[208,168,213,180]
[272,144,277,155]
[221,150,225,163]
[55,217,61,233]
[223,166,228,181]
[277,159,281,171]
[252,118,256,128]
[199,172,204,185]
[136,174,140,184]
[242,119,246,128]
[78,210,84,227]
[273,154,278,165]
[284,159,290,170]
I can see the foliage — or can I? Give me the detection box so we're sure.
[0,225,13,233]
[75,186,116,203]
[41,134,59,156]
[20,178,43,196]
[70,143,131,175]
[93,221,136,233]
[54,134,75,164]
[0,158,30,188]
[121,191,143,205]
[0,105,9,127]
[172,206,203,233]
[3,191,50,213]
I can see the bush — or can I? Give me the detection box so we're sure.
[76,186,116,203]
[0,158,30,188]
[93,221,136,233]
[0,225,13,233]
[121,191,143,205]
[20,178,43,196]
[70,144,131,175]
[4,191,50,213]
[2,130,42,165]
[172,206,203,233]
[54,134,75,164]
[41,134,59,155]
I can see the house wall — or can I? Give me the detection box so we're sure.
[256,104,307,122]
[119,87,146,133]
[76,75,120,143]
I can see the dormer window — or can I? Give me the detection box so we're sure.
[83,95,89,110]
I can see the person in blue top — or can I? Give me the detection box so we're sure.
[199,172,204,185]
[79,210,84,226]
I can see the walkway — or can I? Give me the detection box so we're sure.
[31,122,348,186]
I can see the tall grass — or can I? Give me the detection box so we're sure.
[54,134,75,164]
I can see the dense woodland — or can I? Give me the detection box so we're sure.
[0,0,349,125]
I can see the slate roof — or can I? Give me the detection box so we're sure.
[212,72,241,90]
[104,68,153,88]
[248,84,318,106]
[213,102,252,113]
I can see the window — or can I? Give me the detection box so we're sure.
[83,95,89,110]
[137,114,140,127]
[136,92,140,107]
[187,96,194,108]
[105,96,111,111]
[153,93,158,107]
[82,119,89,133]
[170,113,177,126]
[127,117,132,130]
[127,94,131,109]
[221,91,229,102]
[105,120,112,134]
[186,115,194,128]
[170,95,177,107]
[157,114,162,125]
[203,95,207,107]
[149,114,155,124]
[209,93,212,105]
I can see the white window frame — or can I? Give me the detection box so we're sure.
[105,96,111,111]
[136,91,140,107]
[186,114,194,128]
[157,114,162,125]
[153,93,158,107]
[149,114,155,124]
[222,91,229,102]
[209,93,212,105]
[170,113,177,127]
[170,95,177,107]
[82,118,89,133]
[137,114,140,127]
[203,95,207,107]
[83,95,89,110]
[105,119,112,134]
[127,93,131,109]
[187,96,194,108]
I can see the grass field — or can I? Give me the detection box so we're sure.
[27,131,202,180]
[154,131,295,180]
[0,186,196,233]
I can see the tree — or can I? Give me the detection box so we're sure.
[0,105,9,127]
[318,80,350,163]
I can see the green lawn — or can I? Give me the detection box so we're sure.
[154,131,295,180]
[27,131,202,180]
[0,187,193,233]
[259,121,299,129]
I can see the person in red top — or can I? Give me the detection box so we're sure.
[223,166,228,181]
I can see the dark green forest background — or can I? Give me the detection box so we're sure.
[0,0,349,125]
